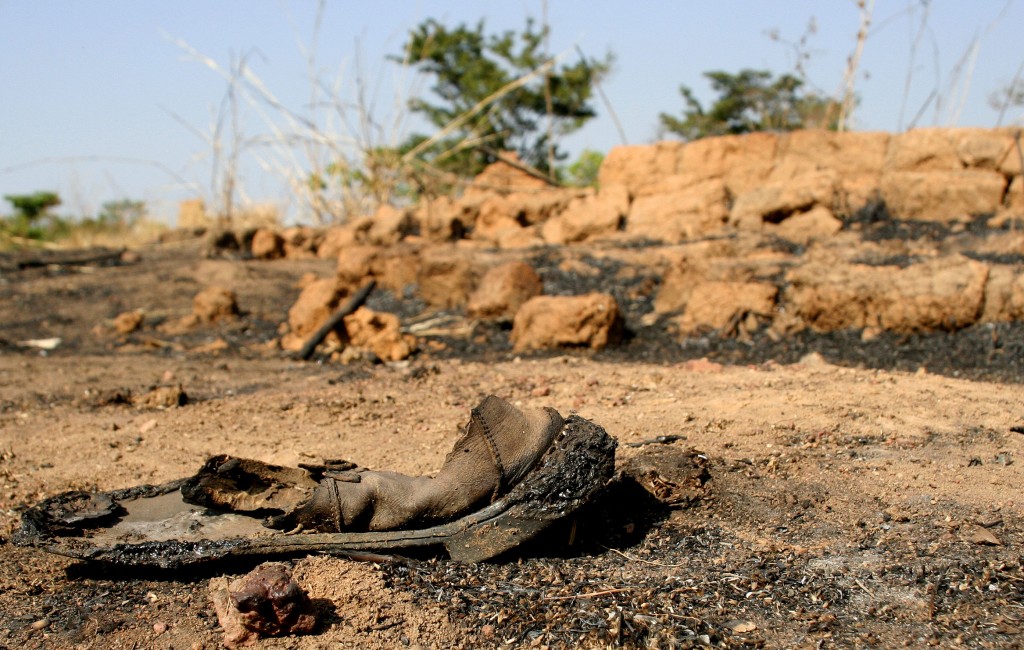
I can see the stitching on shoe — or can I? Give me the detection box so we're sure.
[328,479,342,530]
[471,406,506,499]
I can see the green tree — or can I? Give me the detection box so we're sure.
[561,149,605,188]
[4,191,61,223]
[989,76,1024,126]
[396,18,611,179]
[96,199,146,227]
[659,69,838,141]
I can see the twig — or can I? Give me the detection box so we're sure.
[577,46,627,146]
[477,146,561,187]
[836,0,875,131]
[625,434,686,448]
[13,248,127,270]
[542,0,555,179]
[604,546,686,568]
[994,61,1024,127]
[401,56,559,162]
[295,280,375,360]
[543,587,632,601]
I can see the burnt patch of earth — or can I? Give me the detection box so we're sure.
[383,506,1024,648]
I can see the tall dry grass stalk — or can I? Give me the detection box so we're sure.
[896,1,936,131]
[835,0,874,131]
[172,3,578,227]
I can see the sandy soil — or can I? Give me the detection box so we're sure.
[1,240,1022,649]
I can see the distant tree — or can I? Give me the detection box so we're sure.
[989,75,1024,126]
[561,149,605,188]
[659,69,839,141]
[396,18,612,179]
[97,199,146,227]
[4,191,61,223]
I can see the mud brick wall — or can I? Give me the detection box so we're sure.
[598,128,1022,243]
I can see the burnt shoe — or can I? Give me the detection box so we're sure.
[270,395,564,532]
[16,397,615,566]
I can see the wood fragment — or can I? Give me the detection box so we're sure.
[294,280,375,361]
[543,587,631,601]
[605,546,685,568]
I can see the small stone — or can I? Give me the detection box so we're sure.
[193,286,240,323]
[132,385,188,409]
[113,310,144,335]
[210,562,318,649]
[727,620,757,633]
[153,621,167,634]
[466,261,543,322]
[962,524,1002,546]
[29,618,50,631]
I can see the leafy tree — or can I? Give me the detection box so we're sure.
[396,18,611,179]
[659,69,838,141]
[1,192,62,240]
[989,76,1024,126]
[96,199,146,227]
[561,149,605,188]
[4,191,61,223]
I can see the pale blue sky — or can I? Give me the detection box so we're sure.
[1,1,1021,223]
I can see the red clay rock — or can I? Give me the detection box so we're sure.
[465,153,554,196]
[473,195,525,243]
[471,191,576,244]
[598,141,686,194]
[280,278,346,351]
[772,130,890,179]
[675,281,777,335]
[730,171,837,230]
[955,129,1019,172]
[417,246,482,308]
[879,170,1007,221]
[1004,176,1024,218]
[376,244,423,292]
[597,128,1016,227]
[677,132,777,196]
[982,265,1024,322]
[365,205,414,246]
[772,131,889,209]
[335,242,422,292]
[113,310,144,334]
[250,228,285,260]
[336,245,382,286]
[316,225,359,259]
[496,225,545,249]
[342,307,416,361]
[281,226,319,259]
[193,286,239,323]
[771,206,844,244]
[415,196,474,242]
[541,188,625,244]
[653,240,760,315]
[785,254,989,332]
[511,293,623,352]
[467,261,543,322]
[210,562,317,649]
[627,178,729,242]
[884,128,963,172]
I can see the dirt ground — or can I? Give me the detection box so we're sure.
[1,238,1023,649]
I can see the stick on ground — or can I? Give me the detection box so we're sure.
[295,280,376,361]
